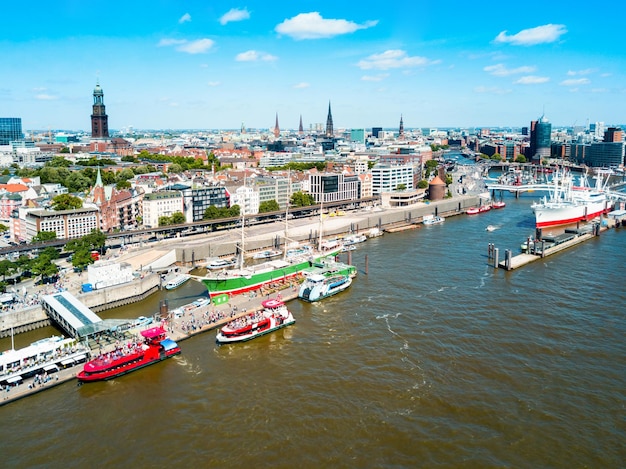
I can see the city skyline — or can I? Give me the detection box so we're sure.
[2,1,624,131]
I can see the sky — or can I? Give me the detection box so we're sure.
[2,1,625,132]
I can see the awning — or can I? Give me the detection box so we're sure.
[44,364,59,372]
[6,375,22,384]
[61,358,75,366]
[73,354,87,362]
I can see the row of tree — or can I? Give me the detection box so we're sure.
[0,229,107,292]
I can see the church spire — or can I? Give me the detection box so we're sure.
[273,112,280,138]
[298,115,304,135]
[325,101,334,138]
[399,114,404,138]
[95,166,103,187]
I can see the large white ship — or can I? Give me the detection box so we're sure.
[532,171,614,228]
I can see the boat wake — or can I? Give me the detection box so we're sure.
[174,356,203,375]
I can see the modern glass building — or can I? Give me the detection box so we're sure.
[530,115,552,160]
[0,118,23,145]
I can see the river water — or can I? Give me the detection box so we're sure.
[1,185,625,467]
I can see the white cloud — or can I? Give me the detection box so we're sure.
[293,82,310,89]
[567,68,595,76]
[357,50,433,70]
[207,81,221,87]
[179,13,191,24]
[235,50,278,62]
[220,8,250,25]
[560,78,590,86]
[361,74,389,82]
[514,76,550,84]
[275,12,377,40]
[495,24,567,46]
[474,86,512,95]
[158,38,187,47]
[484,63,536,76]
[35,94,58,100]
[158,38,215,54]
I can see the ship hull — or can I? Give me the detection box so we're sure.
[534,199,612,228]
[199,251,340,298]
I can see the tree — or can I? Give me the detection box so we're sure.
[290,191,316,207]
[168,163,183,174]
[259,200,280,213]
[65,172,92,192]
[52,194,83,211]
[71,248,94,271]
[158,216,171,227]
[515,155,527,163]
[30,252,59,284]
[417,180,429,189]
[395,184,407,191]
[117,168,135,182]
[116,180,131,190]
[65,229,106,254]
[0,259,16,281]
[0,223,7,232]
[32,231,57,243]
[45,156,72,168]
[170,212,186,224]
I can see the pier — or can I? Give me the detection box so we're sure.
[489,223,605,271]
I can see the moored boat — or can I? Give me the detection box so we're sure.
[252,249,282,260]
[195,248,340,299]
[532,171,613,228]
[215,299,295,344]
[423,214,445,225]
[206,258,237,270]
[342,233,367,245]
[492,201,506,209]
[165,274,190,290]
[298,273,352,302]
[77,326,180,382]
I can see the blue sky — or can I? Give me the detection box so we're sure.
[2,1,624,132]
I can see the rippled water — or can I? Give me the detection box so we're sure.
[2,194,625,468]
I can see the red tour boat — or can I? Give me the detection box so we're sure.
[77,326,180,382]
[216,299,295,344]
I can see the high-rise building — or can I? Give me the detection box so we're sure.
[325,101,334,138]
[0,118,24,145]
[91,82,109,138]
[604,127,623,143]
[529,115,551,161]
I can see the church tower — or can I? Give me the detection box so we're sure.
[273,113,280,138]
[399,114,404,139]
[298,115,304,135]
[325,101,334,138]
[91,82,109,138]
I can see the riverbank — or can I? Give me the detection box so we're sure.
[0,196,479,338]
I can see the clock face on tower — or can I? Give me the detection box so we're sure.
[93,107,101,116]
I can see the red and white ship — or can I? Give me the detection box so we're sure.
[77,326,180,382]
[532,171,614,228]
[216,299,295,344]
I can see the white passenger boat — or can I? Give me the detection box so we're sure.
[206,258,237,270]
[215,299,295,344]
[165,274,190,290]
[252,249,282,260]
[423,215,445,225]
[298,273,352,302]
